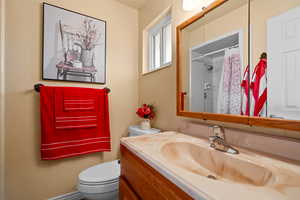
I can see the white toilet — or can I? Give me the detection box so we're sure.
[77,125,160,200]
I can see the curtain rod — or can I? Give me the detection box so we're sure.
[34,83,111,93]
[192,44,239,62]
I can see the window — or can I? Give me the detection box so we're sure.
[148,14,172,71]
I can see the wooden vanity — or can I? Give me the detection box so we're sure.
[119,144,193,200]
[119,132,300,200]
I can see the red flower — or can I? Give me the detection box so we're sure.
[136,104,155,119]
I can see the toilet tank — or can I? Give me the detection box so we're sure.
[128,125,160,137]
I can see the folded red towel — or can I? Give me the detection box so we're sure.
[40,86,111,160]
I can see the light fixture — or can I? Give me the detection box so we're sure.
[182,0,216,11]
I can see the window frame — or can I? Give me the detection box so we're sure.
[148,14,172,72]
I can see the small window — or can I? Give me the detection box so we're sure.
[148,14,172,71]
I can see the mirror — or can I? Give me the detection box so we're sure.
[179,0,249,117]
[177,0,300,132]
[249,0,300,121]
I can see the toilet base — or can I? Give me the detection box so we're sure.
[80,190,118,200]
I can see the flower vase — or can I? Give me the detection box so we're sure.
[140,119,151,130]
[81,49,94,67]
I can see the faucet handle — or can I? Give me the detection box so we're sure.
[208,125,225,140]
[208,125,215,137]
[208,135,217,142]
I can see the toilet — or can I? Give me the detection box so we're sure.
[77,125,160,200]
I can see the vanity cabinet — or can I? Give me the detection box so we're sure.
[119,177,139,200]
[119,144,193,200]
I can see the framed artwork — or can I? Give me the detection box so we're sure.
[42,3,106,84]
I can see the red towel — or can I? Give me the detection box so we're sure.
[250,58,267,117]
[40,86,111,160]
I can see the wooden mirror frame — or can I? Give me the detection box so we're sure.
[176,0,300,132]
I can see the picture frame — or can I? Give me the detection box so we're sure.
[42,3,107,84]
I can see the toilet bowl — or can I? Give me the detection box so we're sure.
[78,126,160,199]
[78,160,120,200]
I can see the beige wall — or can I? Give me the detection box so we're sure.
[138,0,233,130]
[4,0,138,199]
[138,0,201,130]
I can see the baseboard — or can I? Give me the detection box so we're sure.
[48,191,83,200]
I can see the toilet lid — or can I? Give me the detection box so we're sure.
[79,160,120,184]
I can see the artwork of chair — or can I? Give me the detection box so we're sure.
[43,3,106,84]
[56,20,97,82]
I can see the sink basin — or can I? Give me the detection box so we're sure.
[161,141,275,186]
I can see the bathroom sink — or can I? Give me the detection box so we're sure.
[122,132,300,200]
[161,141,275,186]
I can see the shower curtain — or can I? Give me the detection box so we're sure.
[217,47,242,114]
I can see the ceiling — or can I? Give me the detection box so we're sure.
[116,0,147,9]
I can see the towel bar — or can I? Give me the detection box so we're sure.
[34,83,111,93]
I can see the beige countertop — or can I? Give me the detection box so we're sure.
[120,131,300,200]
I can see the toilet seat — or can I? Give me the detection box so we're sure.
[78,160,120,197]
[79,160,120,185]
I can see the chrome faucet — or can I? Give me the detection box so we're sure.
[208,125,239,154]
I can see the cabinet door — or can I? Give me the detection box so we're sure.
[121,145,193,200]
[119,177,139,200]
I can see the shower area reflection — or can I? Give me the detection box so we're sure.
[189,31,243,114]
[190,51,225,113]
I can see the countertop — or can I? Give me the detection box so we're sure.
[120,131,300,200]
